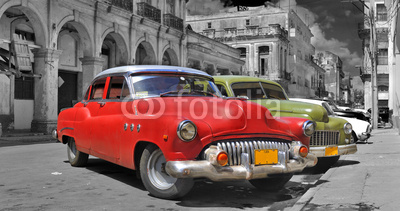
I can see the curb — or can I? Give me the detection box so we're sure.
[290,159,344,211]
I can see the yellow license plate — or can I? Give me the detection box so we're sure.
[254,149,278,165]
[325,146,338,156]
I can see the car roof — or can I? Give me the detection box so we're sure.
[94,65,212,80]
[213,75,283,87]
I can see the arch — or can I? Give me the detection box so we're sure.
[0,1,48,47]
[100,31,129,67]
[135,41,156,65]
[162,48,179,66]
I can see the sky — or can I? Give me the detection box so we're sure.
[186,0,365,83]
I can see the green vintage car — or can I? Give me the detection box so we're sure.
[214,75,357,164]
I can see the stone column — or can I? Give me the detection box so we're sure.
[80,57,105,96]
[31,48,63,134]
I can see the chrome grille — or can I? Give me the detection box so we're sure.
[310,130,340,146]
[216,140,290,166]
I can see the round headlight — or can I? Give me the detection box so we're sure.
[177,120,197,142]
[344,122,352,135]
[303,120,316,137]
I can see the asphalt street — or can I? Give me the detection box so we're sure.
[0,128,398,210]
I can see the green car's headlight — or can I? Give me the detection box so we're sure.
[177,120,197,142]
[303,120,316,137]
[344,122,352,135]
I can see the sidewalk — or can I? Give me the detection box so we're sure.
[0,130,56,147]
[291,128,400,211]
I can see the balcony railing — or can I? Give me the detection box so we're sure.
[163,14,183,31]
[137,2,161,23]
[200,24,288,42]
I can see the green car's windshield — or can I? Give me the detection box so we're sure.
[131,74,221,98]
[231,82,287,100]
[322,102,336,115]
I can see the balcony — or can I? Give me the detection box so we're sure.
[358,22,370,39]
[200,24,288,42]
[163,14,183,31]
[137,2,161,23]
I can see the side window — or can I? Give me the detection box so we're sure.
[107,76,125,99]
[121,80,131,99]
[90,78,107,100]
[216,84,228,96]
[83,86,91,101]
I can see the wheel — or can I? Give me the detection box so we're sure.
[67,138,88,167]
[249,173,293,191]
[140,145,194,199]
[352,132,359,143]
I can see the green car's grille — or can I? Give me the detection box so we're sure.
[310,130,340,146]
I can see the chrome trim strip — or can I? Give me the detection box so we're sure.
[60,127,74,132]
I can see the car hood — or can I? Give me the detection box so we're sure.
[336,116,370,133]
[130,97,296,141]
[250,99,329,123]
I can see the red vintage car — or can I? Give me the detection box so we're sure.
[53,65,317,199]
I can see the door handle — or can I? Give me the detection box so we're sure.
[98,102,106,107]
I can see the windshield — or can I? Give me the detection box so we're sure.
[231,82,287,100]
[130,74,221,98]
[327,101,340,111]
[322,102,336,116]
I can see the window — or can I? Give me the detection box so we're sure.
[83,86,91,101]
[378,85,388,91]
[15,77,34,100]
[260,58,267,75]
[237,47,246,60]
[376,4,387,21]
[107,76,125,99]
[231,82,265,99]
[166,0,175,15]
[90,78,107,100]
[259,46,269,55]
[216,84,228,96]
[377,48,388,65]
[207,22,212,29]
[245,19,250,26]
[260,82,287,100]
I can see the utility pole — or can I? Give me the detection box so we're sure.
[369,4,379,129]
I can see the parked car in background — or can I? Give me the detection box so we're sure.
[54,66,318,199]
[214,76,357,165]
[324,100,371,123]
[292,98,372,143]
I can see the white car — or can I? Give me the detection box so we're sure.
[291,98,372,142]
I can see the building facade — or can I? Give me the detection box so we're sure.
[383,0,400,128]
[0,0,243,134]
[186,4,323,98]
[314,51,346,103]
[358,0,390,123]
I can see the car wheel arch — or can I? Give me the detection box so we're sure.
[62,135,73,144]
[134,141,159,171]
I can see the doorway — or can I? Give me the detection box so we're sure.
[58,71,78,113]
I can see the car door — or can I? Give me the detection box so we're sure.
[90,76,130,163]
[73,78,107,151]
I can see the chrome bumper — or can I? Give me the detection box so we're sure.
[165,153,317,181]
[310,143,357,157]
